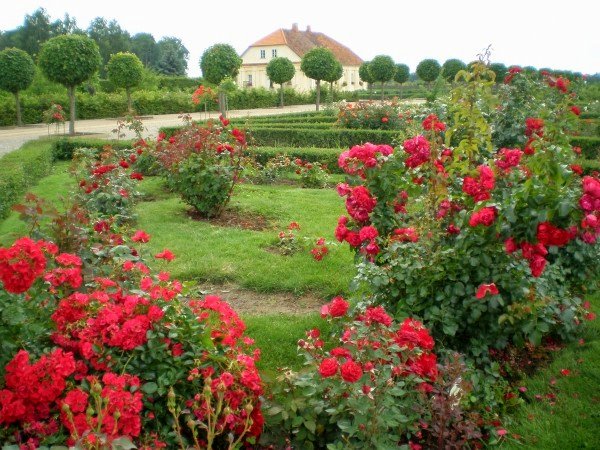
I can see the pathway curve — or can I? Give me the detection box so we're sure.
[0,103,319,157]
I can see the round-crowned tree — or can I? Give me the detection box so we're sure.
[266,56,295,107]
[0,48,35,126]
[369,54,395,100]
[300,47,338,111]
[393,63,410,98]
[489,62,508,83]
[359,61,375,99]
[38,34,101,134]
[416,59,441,86]
[107,52,144,113]
[323,60,343,104]
[441,58,467,82]
[200,44,242,117]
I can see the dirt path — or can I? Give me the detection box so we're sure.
[0,104,318,157]
[197,282,325,316]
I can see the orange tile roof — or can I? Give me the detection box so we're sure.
[249,26,363,66]
[252,29,287,46]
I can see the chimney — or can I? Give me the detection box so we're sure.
[292,23,298,32]
[306,25,311,33]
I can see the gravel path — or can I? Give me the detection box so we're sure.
[0,104,318,157]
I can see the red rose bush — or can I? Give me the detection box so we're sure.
[267,297,454,449]
[0,147,263,449]
[334,63,599,367]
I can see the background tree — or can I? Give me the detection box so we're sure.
[300,47,338,111]
[38,34,101,134]
[131,32,158,68]
[87,17,131,76]
[359,61,375,99]
[0,48,35,125]
[323,60,343,104]
[155,37,188,76]
[489,62,508,83]
[393,63,410,98]
[266,56,295,107]
[18,8,53,57]
[107,52,144,113]
[200,43,242,116]
[369,54,395,100]
[441,58,467,82]
[416,58,441,86]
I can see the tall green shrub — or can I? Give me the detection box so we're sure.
[38,34,101,134]
[0,48,35,126]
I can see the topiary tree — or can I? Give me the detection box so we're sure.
[266,56,295,107]
[416,59,441,86]
[300,47,338,111]
[200,43,242,117]
[323,60,343,104]
[441,58,467,83]
[107,52,144,113]
[369,54,395,101]
[38,34,101,135]
[359,61,375,99]
[489,63,508,83]
[0,48,35,126]
[393,63,410,98]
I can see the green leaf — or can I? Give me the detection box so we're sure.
[142,381,158,394]
[304,419,316,434]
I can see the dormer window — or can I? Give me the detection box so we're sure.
[272,49,277,58]
[260,49,266,59]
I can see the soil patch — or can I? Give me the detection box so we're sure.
[196,282,324,316]
[186,208,273,231]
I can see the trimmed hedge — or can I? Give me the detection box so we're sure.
[0,141,53,219]
[577,158,600,175]
[247,127,399,148]
[0,89,321,126]
[570,136,600,160]
[160,126,400,148]
[250,147,343,173]
[52,138,134,161]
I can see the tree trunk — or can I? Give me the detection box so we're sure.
[330,81,334,104]
[316,79,321,111]
[399,83,403,99]
[126,88,133,114]
[68,86,76,135]
[218,91,227,117]
[381,81,385,101]
[14,91,22,126]
[280,84,284,107]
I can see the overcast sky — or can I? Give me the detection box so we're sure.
[2,0,599,77]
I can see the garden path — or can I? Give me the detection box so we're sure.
[0,103,318,157]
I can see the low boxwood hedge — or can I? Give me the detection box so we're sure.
[570,136,600,160]
[249,146,343,173]
[51,138,134,161]
[0,142,53,219]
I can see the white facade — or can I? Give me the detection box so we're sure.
[238,45,362,92]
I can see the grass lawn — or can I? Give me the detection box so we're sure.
[135,177,355,297]
[0,161,72,246]
[501,291,600,449]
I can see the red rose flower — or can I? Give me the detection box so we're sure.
[476,283,499,299]
[340,360,363,383]
[131,230,150,243]
[319,358,339,378]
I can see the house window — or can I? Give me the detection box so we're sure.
[272,49,277,58]
[246,74,253,87]
[260,49,266,59]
